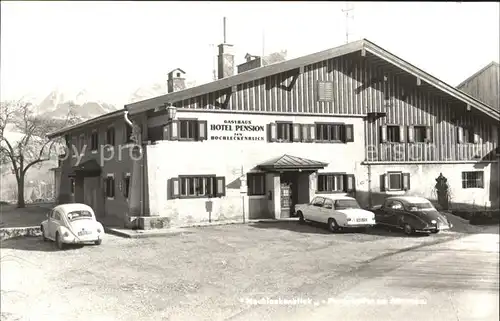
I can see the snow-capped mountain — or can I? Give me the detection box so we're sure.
[35,88,117,120]
[129,80,197,104]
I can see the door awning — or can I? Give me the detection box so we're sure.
[68,159,102,177]
[257,154,328,171]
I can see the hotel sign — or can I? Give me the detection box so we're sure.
[209,120,266,141]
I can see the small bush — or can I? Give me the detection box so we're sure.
[0,201,10,205]
[469,210,500,225]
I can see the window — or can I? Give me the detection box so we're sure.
[311,196,325,207]
[382,172,411,191]
[90,131,99,151]
[461,171,484,189]
[70,178,75,195]
[247,173,266,196]
[53,210,62,221]
[171,175,226,199]
[384,200,404,210]
[323,198,334,209]
[409,125,432,143]
[123,174,131,198]
[165,119,207,141]
[414,126,426,143]
[105,175,115,198]
[387,126,400,142]
[125,124,133,144]
[317,81,334,101]
[315,123,343,142]
[106,127,115,145]
[179,119,198,140]
[277,122,293,142]
[317,173,344,193]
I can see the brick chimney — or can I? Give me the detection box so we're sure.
[217,17,234,79]
[237,54,263,74]
[167,68,186,93]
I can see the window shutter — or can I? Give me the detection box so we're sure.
[292,123,301,142]
[198,120,208,141]
[169,120,179,141]
[215,176,226,197]
[407,125,415,143]
[457,127,463,144]
[344,174,356,192]
[399,125,405,143]
[402,173,411,191]
[425,126,433,143]
[380,174,387,192]
[170,178,180,199]
[309,124,316,142]
[380,125,387,143]
[268,123,277,142]
[343,124,354,143]
[301,124,310,142]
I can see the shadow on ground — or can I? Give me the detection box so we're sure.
[0,236,85,252]
[249,221,430,238]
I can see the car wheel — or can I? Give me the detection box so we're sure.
[328,218,339,233]
[41,226,48,242]
[431,230,439,234]
[55,232,65,250]
[94,239,102,245]
[403,223,414,236]
[297,211,305,224]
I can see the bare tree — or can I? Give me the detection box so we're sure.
[0,100,79,208]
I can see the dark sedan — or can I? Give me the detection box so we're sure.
[370,196,453,235]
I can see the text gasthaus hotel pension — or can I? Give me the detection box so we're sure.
[48,38,500,229]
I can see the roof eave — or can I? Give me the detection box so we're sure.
[46,109,125,140]
[363,41,500,121]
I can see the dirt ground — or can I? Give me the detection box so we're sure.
[0,218,481,321]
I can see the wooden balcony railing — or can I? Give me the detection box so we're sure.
[365,143,497,162]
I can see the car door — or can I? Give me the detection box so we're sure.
[377,200,395,226]
[50,210,64,238]
[317,198,334,224]
[307,197,325,222]
[389,201,405,227]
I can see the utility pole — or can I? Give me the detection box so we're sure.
[341,2,354,44]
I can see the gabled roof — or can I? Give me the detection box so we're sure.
[46,109,124,139]
[457,61,499,89]
[258,154,328,171]
[125,39,499,121]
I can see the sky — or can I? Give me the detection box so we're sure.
[1,1,499,108]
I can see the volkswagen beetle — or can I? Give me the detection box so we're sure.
[371,196,452,235]
[40,203,105,249]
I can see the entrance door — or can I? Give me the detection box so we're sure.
[280,183,292,218]
[280,172,300,218]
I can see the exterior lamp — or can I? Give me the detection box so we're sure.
[166,104,177,120]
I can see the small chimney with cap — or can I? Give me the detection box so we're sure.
[167,68,186,93]
[217,17,235,79]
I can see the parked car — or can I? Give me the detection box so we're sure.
[370,196,453,235]
[295,195,376,232]
[40,203,105,249]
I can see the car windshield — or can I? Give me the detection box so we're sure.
[67,210,93,221]
[334,199,360,210]
[405,202,435,211]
